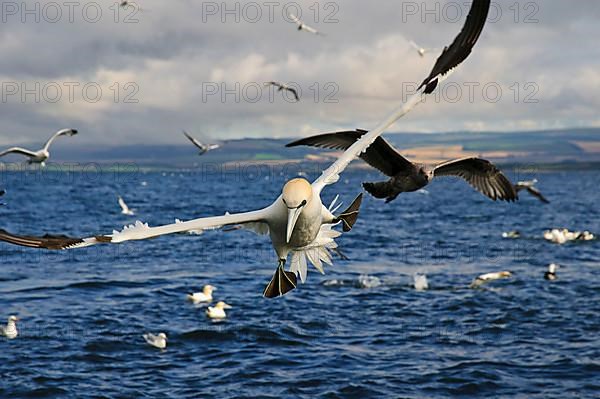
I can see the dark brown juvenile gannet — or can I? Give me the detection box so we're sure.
[287,129,517,203]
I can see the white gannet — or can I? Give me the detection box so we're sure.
[0,0,492,298]
[469,271,512,288]
[289,13,324,36]
[1,315,18,339]
[544,263,559,281]
[264,81,300,102]
[0,129,78,166]
[143,332,167,349]
[514,179,549,204]
[183,131,220,156]
[206,301,232,319]
[118,196,135,216]
[413,273,429,291]
[187,285,215,303]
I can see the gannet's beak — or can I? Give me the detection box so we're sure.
[286,207,303,243]
[223,303,232,309]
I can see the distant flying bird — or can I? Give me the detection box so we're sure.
[265,81,300,102]
[409,40,435,57]
[0,128,78,166]
[143,332,167,349]
[544,263,559,281]
[0,315,18,339]
[206,301,232,319]
[183,131,220,156]
[514,179,549,204]
[469,271,512,288]
[288,129,517,203]
[413,273,429,291]
[0,0,492,298]
[289,13,324,36]
[118,196,135,216]
[187,285,216,303]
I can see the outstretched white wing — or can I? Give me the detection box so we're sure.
[0,147,38,158]
[312,89,426,194]
[43,129,77,151]
[0,207,273,250]
[289,13,302,26]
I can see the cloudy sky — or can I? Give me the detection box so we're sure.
[1,0,599,146]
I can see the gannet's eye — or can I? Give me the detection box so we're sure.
[300,200,307,207]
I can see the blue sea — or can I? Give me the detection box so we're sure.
[0,165,598,398]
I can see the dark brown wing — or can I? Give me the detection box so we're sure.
[0,229,108,250]
[286,130,414,176]
[525,186,550,204]
[419,0,491,94]
[433,157,517,201]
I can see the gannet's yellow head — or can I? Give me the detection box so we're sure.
[215,301,232,310]
[499,271,512,278]
[282,178,312,243]
[8,315,18,323]
[203,285,216,295]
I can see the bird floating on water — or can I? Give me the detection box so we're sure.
[0,0,492,298]
[1,315,18,339]
[543,228,595,244]
[264,81,300,102]
[0,129,77,166]
[413,273,429,291]
[514,179,549,203]
[502,231,521,239]
[183,131,220,156]
[544,263,559,281]
[289,13,324,36]
[118,196,135,216]
[288,129,517,203]
[143,332,167,349]
[470,271,512,288]
[187,285,216,303]
[206,301,232,319]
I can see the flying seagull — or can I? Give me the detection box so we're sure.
[288,129,516,203]
[289,13,324,36]
[118,196,135,216]
[265,81,300,102]
[0,0,491,298]
[514,179,549,204]
[0,129,78,166]
[183,131,220,156]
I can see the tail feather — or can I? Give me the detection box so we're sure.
[335,193,363,232]
[362,181,397,202]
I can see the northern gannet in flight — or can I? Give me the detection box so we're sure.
[0,0,492,298]
[544,263,559,281]
[143,332,167,349]
[265,81,300,102]
[288,130,516,203]
[514,179,549,204]
[289,13,324,36]
[206,301,232,319]
[1,315,18,339]
[187,285,215,303]
[469,271,512,288]
[118,196,135,216]
[0,129,77,166]
[183,131,220,156]
[413,273,429,291]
